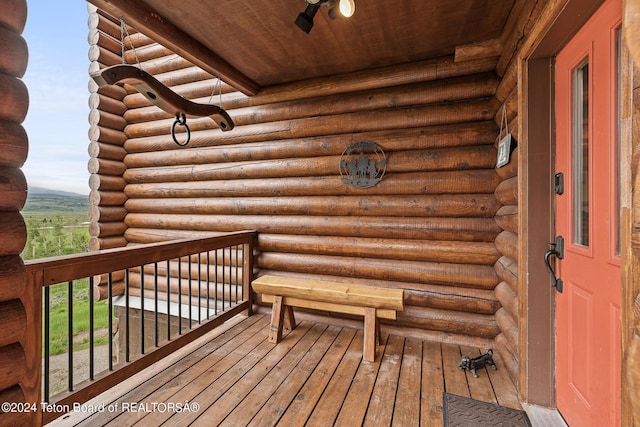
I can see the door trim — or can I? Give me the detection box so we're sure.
[519,0,605,407]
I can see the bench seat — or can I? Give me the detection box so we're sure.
[252,275,404,361]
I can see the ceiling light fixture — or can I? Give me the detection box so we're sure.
[295,0,356,33]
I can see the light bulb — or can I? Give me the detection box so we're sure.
[339,0,355,17]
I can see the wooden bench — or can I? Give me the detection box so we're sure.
[252,275,404,361]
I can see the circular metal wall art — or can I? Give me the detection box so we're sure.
[339,141,386,188]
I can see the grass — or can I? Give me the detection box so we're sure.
[44,280,112,356]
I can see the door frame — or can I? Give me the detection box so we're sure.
[518,0,605,408]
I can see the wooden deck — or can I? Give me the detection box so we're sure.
[50,314,521,426]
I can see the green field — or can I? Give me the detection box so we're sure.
[23,190,111,356]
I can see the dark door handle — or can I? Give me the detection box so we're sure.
[544,237,564,293]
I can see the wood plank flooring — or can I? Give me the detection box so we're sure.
[50,314,521,426]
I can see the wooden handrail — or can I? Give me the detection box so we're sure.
[24,231,257,423]
[25,230,255,286]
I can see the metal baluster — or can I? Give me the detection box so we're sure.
[235,246,239,303]
[188,257,192,329]
[178,258,182,335]
[206,251,211,320]
[108,272,113,371]
[89,276,94,380]
[198,254,202,324]
[68,280,73,391]
[166,260,171,341]
[215,249,219,315]
[125,269,130,362]
[44,286,50,402]
[140,265,144,354]
[154,262,159,348]
[229,246,233,308]
[222,248,226,311]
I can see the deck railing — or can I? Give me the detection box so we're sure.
[25,230,255,424]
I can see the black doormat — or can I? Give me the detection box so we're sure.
[443,392,532,427]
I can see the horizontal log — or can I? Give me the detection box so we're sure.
[125,214,501,243]
[455,38,502,63]
[0,385,25,426]
[494,333,519,385]
[0,120,27,168]
[89,190,127,206]
[495,281,519,321]
[0,299,25,348]
[88,27,121,56]
[0,0,27,34]
[88,108,127,131]
[93,280,125,301]
[256,234,500,265]
[89,205,127,222]
[496,147,518,180]
[258,253,498,289]
[123,170,501,198]
[88,11,121,40]
[88,141,127,161]
[495,255,518,291]
[405,288,499,315]
[88,125,127,146]
[123,122,497,168]
[89,93,127,116]
[0,167,26,211]
[89,173,127,192]
[0,343,25,391]
[255,56,497,106]
[88,44,121,67]
[0,74,28,123]
[495,176,518,205]
[495,205,519,233]
[125,32,155,49]
[123,73,499,131]
[396,306,499,339]
[0,256,26,302]
[89,221,127,238]
[89,236,128,251]
[123,146,497,183]
[495,230,518,261]
[87,158,126,176]
[124,43,176,65]
[125,194,500,219]
[89,76,129,100]
[0,212,25,256]
[0,26,27,77]
[124,98,499,152]
[124,98,498,148]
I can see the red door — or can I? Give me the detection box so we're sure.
[554,0,621,425]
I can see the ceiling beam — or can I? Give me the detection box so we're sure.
[88,0,261,96]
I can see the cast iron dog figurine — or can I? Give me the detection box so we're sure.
[459,349,497,378]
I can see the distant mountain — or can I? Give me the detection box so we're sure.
[24,187,89,213]
[28,186,87,198]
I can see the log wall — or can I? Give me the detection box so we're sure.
[90,14,509,347]
[0,1,37,425]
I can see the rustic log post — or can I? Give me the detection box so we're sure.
[0,1,36,424]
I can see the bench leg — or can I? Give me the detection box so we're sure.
[284,305,296,330]
[364,307,378,362]
[269,295,286,343]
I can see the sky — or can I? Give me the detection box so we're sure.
[22,2,93,195]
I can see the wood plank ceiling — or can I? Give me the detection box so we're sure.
[89,0,515,95]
